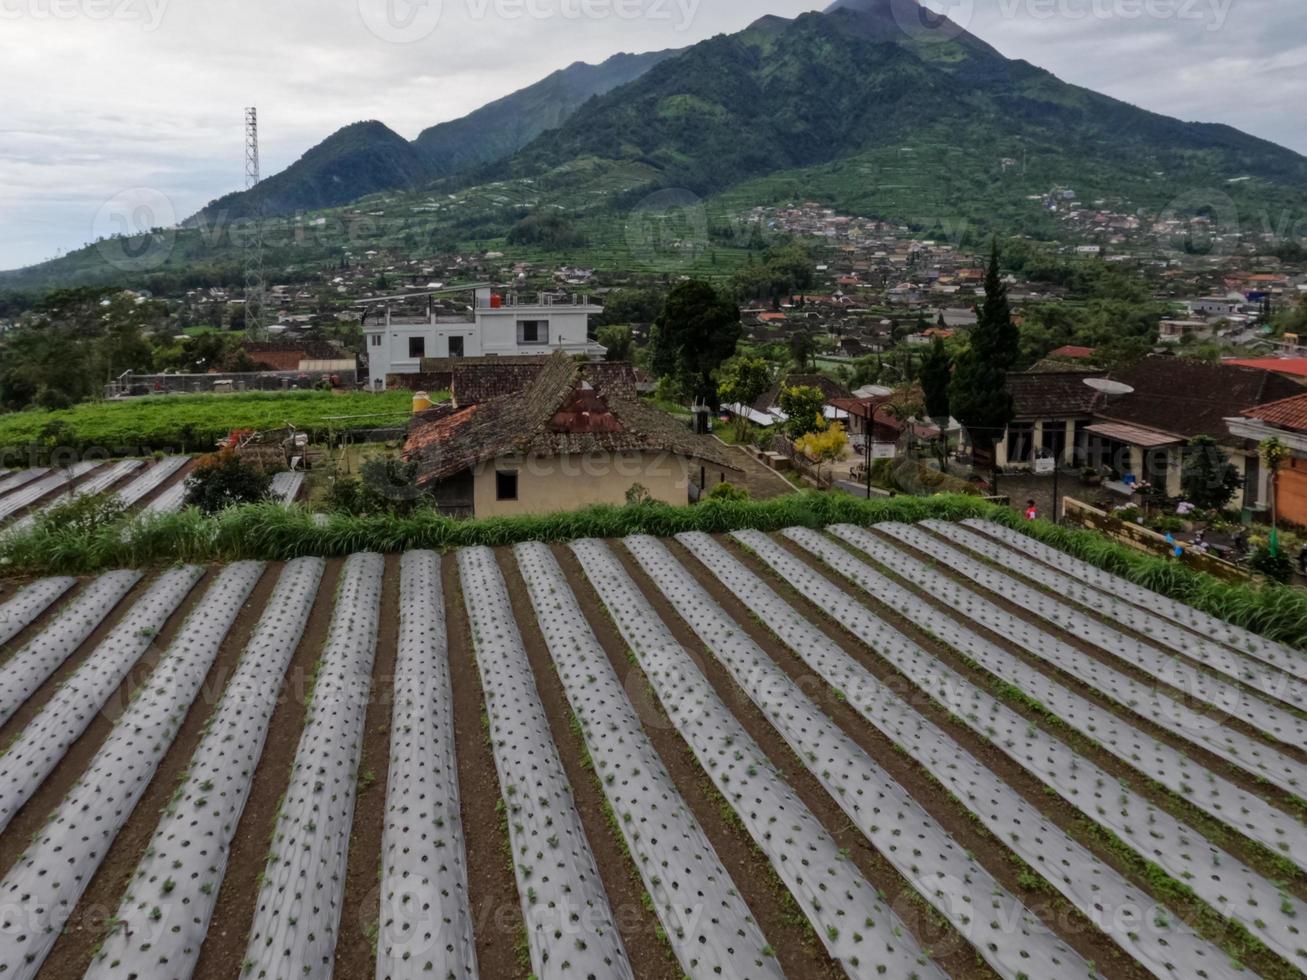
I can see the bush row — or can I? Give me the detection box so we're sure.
[0,491,1302,652]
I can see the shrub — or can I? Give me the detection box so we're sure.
[34,492,129,535]
[184,452,273,515]
[1250,546,1294,584]
[328,458,425,517]
[707,482,750,502]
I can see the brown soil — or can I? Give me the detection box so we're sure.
[0,568,210,880]
[335,553,402,975]
[494,547,681,980]
[41,563,282,980]
[759,532,1305,977]
[555,541,849,980]
[846,527,1307,816]
[443,556,527,979]
[193,558,345,979]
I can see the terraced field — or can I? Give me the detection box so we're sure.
[0,520,1303,980]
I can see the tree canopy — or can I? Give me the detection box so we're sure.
[649,280,741,405]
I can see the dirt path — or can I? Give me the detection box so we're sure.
[444,557,526,979]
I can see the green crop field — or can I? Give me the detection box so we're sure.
[0,389,442,455]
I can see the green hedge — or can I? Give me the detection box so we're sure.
[0,493,994,573]
[1,491,1302,653]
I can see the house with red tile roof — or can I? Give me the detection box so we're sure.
[1228,392,1307,527]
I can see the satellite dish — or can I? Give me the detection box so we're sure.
[1084,378,1135,397]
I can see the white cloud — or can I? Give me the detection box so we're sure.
[1,0,1303,271]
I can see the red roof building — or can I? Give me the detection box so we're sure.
[1225,357,1307,379]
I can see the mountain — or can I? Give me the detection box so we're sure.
[413,49,680,177]
[191,49,677,225]
[498,0,1307,213]
[8,0,1307,290]
[194,121,431,224]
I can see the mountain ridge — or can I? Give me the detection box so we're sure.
[188,47,679,225]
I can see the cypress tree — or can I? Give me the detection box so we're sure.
[950,240,1019,491]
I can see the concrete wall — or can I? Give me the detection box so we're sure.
[469,451,733,517]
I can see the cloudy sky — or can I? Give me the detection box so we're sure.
[1,0,1303,271]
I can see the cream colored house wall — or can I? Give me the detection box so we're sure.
[471,451,735,517]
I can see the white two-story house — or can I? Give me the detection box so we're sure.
[361,285,606,389]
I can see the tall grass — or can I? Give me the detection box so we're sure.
[0,493,992,573]
[2,492,1302,653]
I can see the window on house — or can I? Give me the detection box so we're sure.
[448,336,464,358]
[408,337,426,359]
[370,334,381,347]
[518,319,548,345]
[496,470,519,501]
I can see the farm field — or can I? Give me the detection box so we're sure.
[0,389,435,454]
[0,521,1303,979]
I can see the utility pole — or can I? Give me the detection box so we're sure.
[244,107,267,340]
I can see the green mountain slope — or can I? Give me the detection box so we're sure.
[7,0,1306,292]
[189,49,676,226]
[193,120,431,224]
[414,49,680,177]
[499,0,1307,212]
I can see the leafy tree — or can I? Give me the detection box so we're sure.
[594,287,665,327]
[795,421,849,484]
[1180,436,1242,511]
[950,241,1018,484]
[919,336,952,424]
[779,385,826,439]
[717,355,772,438]
[184,451,273,514]
[649,280,741,406]
[919,336,952,464]
[788,330,817,371]
[596,325,633,362]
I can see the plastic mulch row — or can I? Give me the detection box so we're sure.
[788,526,1307,868]
[86,558,324,980]
[376,552,477,980]
[718,530,1300,972]
[881,522,1307,748]
[964,518,1307,676]
[0,564,207,834]
[242,552,386,979]
[0,561,264,980]
[578,537,970,980]
[828,524,1307,800]
[514,540,783,980]
[0,569,140,727]
[459,545,634,980]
